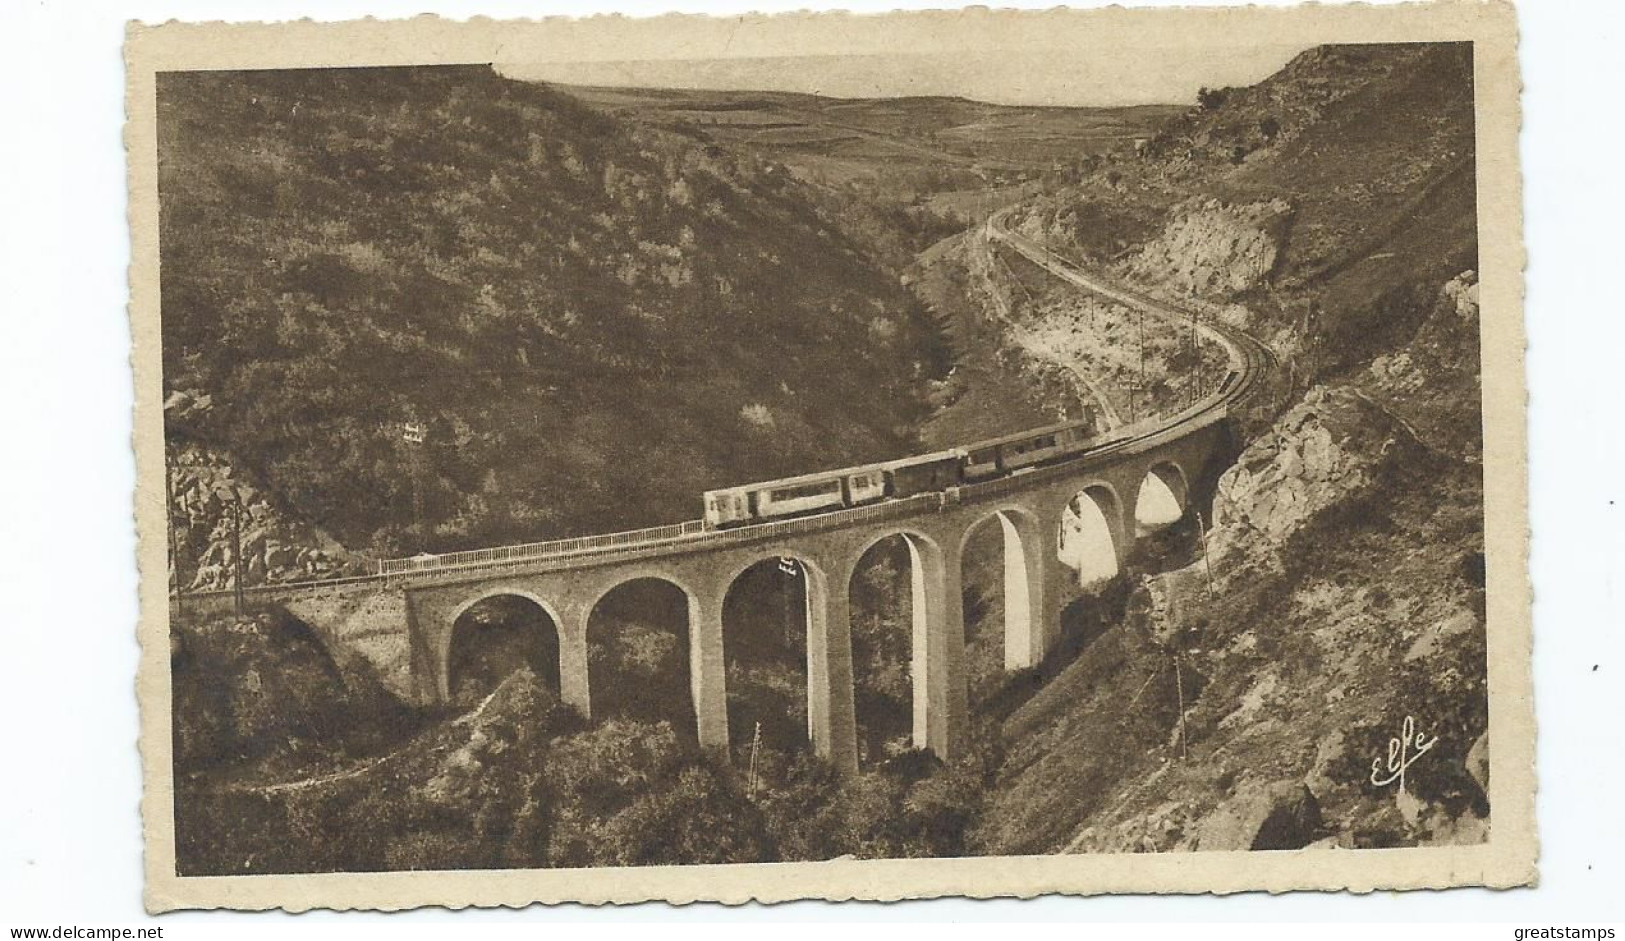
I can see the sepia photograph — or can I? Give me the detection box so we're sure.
[123,2,1534,910]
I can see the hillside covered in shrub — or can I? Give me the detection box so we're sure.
[971,42,1490,854]
[158,65,950,558]
[1012,42,1477,394]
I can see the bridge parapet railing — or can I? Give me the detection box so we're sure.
[385,494,952,580]
[376,519,709,576]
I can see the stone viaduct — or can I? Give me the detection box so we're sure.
[176,223,1269,775]
[187,415,1236,776]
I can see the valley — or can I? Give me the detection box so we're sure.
[162,43,1489,872]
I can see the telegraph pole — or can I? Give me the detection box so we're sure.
[1194,310,1203,402]
[1174,653,1189,761]
[748,721,763,798]
[1138,308,1148,384]
[403,419,427,547]
[1187,310,1199,406]
[1138,307,1148,418]
[1197,510,1215,596]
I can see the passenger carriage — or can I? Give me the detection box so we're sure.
[882,449,964,497]
[960,416,1096,479]
[704,462,891,529]
[701,412,1100,529]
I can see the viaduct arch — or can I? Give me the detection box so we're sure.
[960,506,1047,672]
[585,576,695,732]
[444,588,563,704]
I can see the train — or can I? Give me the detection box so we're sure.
[702,365,1250,531]
[703,414,1113,529]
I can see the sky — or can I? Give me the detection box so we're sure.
[498,45,1311,108]
[491,10,1317,108]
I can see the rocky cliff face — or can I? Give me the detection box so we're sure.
[1361,268,1482,463]
[168,436,355,591]
[1068,501,1487,856]
[1207,384,1422,575]
[1052,279,1486,854]
[975,260,1489,856]
[1120,198,1293,298]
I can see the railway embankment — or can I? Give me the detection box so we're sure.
[912,220,1231,447]
[908,228,1091,449]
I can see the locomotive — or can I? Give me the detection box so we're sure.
[703,414,1106,529]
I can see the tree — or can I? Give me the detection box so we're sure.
[1197,86,1230,112]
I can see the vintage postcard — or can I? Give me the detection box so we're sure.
[128,1,1534,911]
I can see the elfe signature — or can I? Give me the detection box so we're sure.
[1370,715,1439,793]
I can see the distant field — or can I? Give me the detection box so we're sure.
[743,125,862,146]
[556,84,1182,194]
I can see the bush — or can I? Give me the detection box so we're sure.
[543,719,774,867]
[594,766,773,865]
[1197,86,1230,112]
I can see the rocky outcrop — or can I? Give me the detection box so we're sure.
[1059,776,1325,854]
[1362,270,1483,463]
[1194,780,1324,851]
[1466,732,1490,801]
[1121,198,1292,298]
[1021,355,1486,857]
[167,439,355,591]
[1441,269,1480,321]
[1207,385,1419,574]
[171,608,413,773]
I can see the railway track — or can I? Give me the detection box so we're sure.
[984,212,1275,425]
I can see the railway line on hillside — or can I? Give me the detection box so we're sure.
[984,212,1275,426]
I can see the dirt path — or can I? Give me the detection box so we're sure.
[212,685,505,797]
